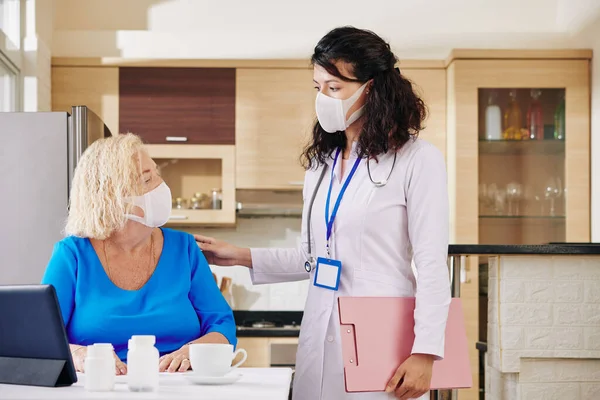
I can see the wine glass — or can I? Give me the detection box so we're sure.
[486,183,499,215]
[494,189,506,216]
[544,177,563,216]
[505,182,523,216]
[479,183,487,215]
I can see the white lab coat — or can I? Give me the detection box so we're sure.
[250,138,451,400]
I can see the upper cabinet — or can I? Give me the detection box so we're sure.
[401,67,447,157]
[51,53,592,233]
[235,65,447,190]
[235,68,315,190]
[51,66,119,135]
[446,51,592,245]
[119,67,236,145]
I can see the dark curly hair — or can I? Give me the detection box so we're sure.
[301,26,427,169]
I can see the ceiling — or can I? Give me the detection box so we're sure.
[52,0,600,59]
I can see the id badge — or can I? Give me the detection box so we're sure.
[314,257,342,291]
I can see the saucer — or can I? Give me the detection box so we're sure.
[184,372,242,385]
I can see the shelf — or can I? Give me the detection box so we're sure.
[479,139,565,155]
[479,215,565,220]
[146,144,236,226]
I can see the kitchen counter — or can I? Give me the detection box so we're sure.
[0,368,293,400]
[448,243,600,255]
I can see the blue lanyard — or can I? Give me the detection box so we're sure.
[325,148,362,249]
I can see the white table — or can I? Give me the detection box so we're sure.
[0,368,293,400]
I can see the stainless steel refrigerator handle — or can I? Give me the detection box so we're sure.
[166,136,188,142]
[68,106,89,196]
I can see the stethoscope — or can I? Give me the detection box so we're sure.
[304,152,397,272]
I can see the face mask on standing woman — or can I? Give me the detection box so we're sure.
[315,82,369,133]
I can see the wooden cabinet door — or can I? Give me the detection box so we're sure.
[401,68,447,157]
[235,68,315,190]
[51,66,119,135]
[235,337,298,368]
[235,338,270,368]
[119,67,235,145]
[447,59,590,245]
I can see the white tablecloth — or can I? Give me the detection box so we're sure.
[0,368,293,400]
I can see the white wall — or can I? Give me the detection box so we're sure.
[186,218,309,311]
[22,0,53,111]
[574,20,600,241]
[591,41,599,242]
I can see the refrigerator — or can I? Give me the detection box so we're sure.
[0,106,112,284]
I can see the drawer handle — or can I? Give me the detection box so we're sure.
[169,215,188,220]
[287,181,304,186]
[166,136,188,142]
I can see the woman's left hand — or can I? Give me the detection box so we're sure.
[385,354,434,399]
[159,345,191,373]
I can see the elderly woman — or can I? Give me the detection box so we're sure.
[41,133,236,375]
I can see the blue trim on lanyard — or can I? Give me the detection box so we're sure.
[325,148,362,243]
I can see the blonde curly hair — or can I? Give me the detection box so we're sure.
[65,133,146,239]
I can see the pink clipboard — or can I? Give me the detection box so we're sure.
[338,297,472,392]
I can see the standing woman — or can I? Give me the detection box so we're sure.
[196,26,450,400]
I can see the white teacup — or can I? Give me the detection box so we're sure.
[189,343,247,377]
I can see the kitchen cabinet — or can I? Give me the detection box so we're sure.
[235,68,315,190]
[236,337,298,368]
[400,67,447,157]
[235,65,447,190]
[51,66,119,135]
[445,50,592,400]
[119,67,235,145]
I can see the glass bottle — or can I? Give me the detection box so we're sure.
[174,197,187,209]
[503,89,522,140]
[526,89,543,140]
[554,93,565,140]
[484,91,502,141]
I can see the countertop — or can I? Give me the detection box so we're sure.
[0,368,293,400]
[448,244,600,256]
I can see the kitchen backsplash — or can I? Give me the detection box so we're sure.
[185,217,309,311]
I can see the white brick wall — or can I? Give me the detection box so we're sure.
[486,255,600,399]
[489,256,600,373]
[518,358,600,399]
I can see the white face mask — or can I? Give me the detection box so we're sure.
[125,182,172,228]
[315,82,369,133]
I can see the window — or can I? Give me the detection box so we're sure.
[0,0,21,52]
[0,56,16,111]
[0,0,20,111]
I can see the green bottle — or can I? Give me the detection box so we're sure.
[554,93,565,140]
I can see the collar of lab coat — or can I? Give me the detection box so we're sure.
[327,141,361,180]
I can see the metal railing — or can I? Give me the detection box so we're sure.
[430,254,462,400]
